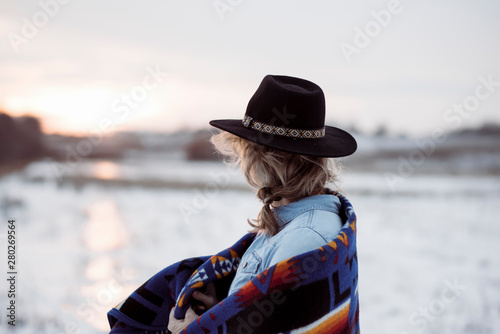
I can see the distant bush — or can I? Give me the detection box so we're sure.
[0,112,45,163]
[476,123,500,135]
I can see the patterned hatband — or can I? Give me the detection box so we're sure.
[242,115,326,139]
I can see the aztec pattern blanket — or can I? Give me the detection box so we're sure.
[107,193,359,333]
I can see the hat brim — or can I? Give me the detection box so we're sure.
[209,119,357,158]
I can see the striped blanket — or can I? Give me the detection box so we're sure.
[107,194,359,333]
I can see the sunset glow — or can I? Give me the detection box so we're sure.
[1,1,499,137]
[3,85,118,134]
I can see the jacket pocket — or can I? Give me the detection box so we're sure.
[239,250,262,275]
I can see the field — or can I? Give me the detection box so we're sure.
[0,156,499,333]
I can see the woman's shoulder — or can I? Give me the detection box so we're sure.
[263,213,342,268]
[282,196,344,241]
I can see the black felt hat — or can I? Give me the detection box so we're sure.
[209,75,357,157]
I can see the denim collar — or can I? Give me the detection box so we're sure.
[271,194,341,228]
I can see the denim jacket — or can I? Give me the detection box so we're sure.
[227,194,343,296]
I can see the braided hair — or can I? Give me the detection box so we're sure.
[211,131,341,236]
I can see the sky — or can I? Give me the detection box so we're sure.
[0,0,499,136]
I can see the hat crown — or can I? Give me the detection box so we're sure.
[245,75,326,130]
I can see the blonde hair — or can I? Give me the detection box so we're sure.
[210,131,341,236]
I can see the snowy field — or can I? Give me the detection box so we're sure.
[0,157,499,333]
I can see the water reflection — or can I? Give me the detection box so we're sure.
[81,199,134,331]
[85,255,114,281]
[92,161,120,180]
[82,199,130,252]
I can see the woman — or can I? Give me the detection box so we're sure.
[168,74,357,333]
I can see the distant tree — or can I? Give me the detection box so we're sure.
[477,123,500,135]
[450,121,500,137]
[0,112,45,163]
[15,116,44,159]
[0,113,17,161]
